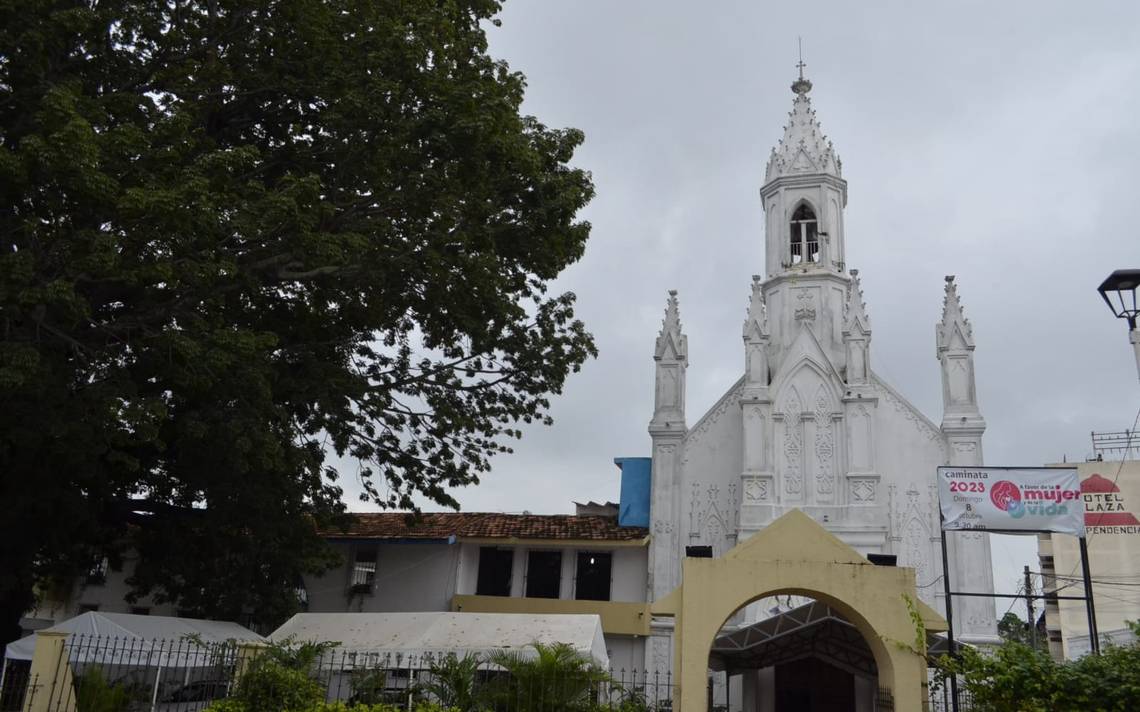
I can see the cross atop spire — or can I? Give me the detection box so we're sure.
[792,37,813,95]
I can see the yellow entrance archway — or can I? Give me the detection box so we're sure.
[652,509,946,711]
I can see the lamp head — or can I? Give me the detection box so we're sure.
[1097,269,1140,328]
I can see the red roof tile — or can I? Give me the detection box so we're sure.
[323,512,647,542]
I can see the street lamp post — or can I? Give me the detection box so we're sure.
[1097,269,1140,384]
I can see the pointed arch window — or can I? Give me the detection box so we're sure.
[790,204,819,264]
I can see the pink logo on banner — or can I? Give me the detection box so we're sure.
[990,480,1022,512]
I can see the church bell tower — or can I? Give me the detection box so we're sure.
[761,71,846,279]
[758,69,851,374]
[739,66,881,534]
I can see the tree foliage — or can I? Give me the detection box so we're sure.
[0,0,594,642]
[933,622,1140,712]
[996,611,1047,652]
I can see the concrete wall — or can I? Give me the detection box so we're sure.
[605,634,646,673]
[454,543,481,595]
[27,537,648,634]
[450,544,650,638]
[26,556,177,628]
[611,548,648,603]
[304,542,461,613]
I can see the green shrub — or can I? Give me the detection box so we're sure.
[415,653,482,711]
[347,667,389,705]
[933,631,1140,712]
[72,667,144,712]
[484,643,610,712]
[229,658,324,712]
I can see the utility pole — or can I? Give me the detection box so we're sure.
[1024,565,1036,648]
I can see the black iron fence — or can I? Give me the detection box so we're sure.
[5,633,982,711]
[8,633,238,712]
[7,635,676,712]
[4,633,994,710]
[926,677,976,712]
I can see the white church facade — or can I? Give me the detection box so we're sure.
[643,71,998,674]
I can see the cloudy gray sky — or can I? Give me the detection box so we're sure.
[347,1,1140,605]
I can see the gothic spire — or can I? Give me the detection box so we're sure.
[844,269,871,334]
[937,275,974,351]
[765,72,842,182]
[742,275,769,341]
[655,290,688,362]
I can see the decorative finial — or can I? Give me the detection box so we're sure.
[656,290,687,362]
[743,277,769,340]
[844,268,871,333]
[792,37,812,95]
[938,275,974,349]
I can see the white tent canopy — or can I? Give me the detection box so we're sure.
[3,611,265,664]
[270,612,609,669]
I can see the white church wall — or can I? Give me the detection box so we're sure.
[869,375,949,608]
[679,382,744,558]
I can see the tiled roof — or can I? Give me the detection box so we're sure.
[323,512,648,542]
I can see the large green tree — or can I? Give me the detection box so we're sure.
[0,0,594,643]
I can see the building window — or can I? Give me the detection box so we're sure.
[789,203,819,264]
[575,552,612,601]
[476,547,514,596]
[85,557,109,586]
[525,551,562,599]
[350,545,378,594]
[129,606,150,616]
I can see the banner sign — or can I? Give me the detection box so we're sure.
[937,466,1085,536]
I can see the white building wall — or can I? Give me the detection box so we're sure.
[27,556,178,627]
[454,543,481,595]
[610,549,648,603]
[305,542,461,613]
[605,634,646,674]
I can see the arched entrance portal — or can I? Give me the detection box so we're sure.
[651,510,946,711]
[710,597,882,711]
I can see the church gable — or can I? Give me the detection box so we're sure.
[772,320,843,391]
